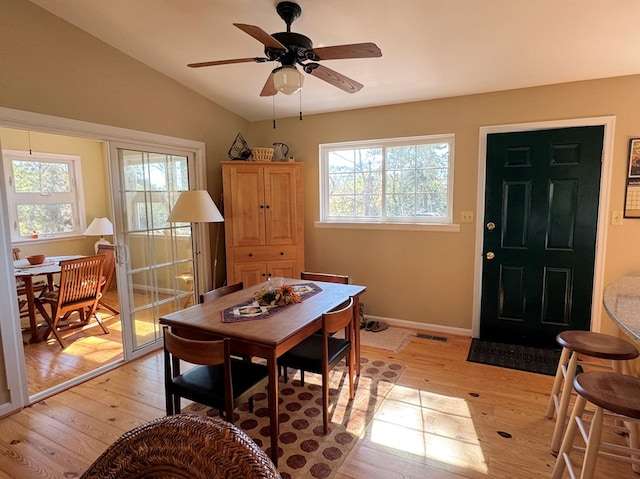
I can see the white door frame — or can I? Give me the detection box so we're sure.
[472,116,616,339]
[0,106,207,413]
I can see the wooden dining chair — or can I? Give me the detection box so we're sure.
[35,255,107,348]
[278,297,356,433]
[163,326,268,422]
[200,282,244,304]
[96,244,119,315]
[300,271,349,284]
[201,282,249,362]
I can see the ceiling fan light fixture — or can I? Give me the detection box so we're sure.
[273,65,303,95]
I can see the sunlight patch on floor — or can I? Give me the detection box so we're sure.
[367,385,489,474]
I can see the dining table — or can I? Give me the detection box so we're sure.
[159,277,366,466]
[15,255,83,343]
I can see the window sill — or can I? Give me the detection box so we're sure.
[313,221,461,232]
[13,234,87,246]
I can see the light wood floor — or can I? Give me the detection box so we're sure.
[1,331,635,478]
[21,292,124,395]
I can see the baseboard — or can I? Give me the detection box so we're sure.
[363,313,472,338]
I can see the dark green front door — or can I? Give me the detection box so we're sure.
[480,126,603,348]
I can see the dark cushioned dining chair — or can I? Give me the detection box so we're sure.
[80,414,281,479]
[278,296,355,433]
[163,325,268,422]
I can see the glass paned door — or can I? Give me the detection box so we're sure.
[111,145,197,355]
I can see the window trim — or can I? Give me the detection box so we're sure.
[319,134,455,227]
[3,149,86,242]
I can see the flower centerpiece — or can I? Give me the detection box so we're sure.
[255,284,301,307]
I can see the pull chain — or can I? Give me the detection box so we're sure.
[27,131,32,155]
[272,96,276,129]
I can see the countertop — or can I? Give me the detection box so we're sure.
[603,276,640,345]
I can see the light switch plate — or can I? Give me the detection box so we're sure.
[611,211,623,226]
[461,211,474,223]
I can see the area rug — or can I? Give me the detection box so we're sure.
[183,357,405,479]
[335,326,417,352]
[466,338,560,376]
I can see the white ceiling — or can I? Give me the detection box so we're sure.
[30,0,640,122]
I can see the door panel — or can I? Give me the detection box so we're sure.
[111,146,197,356]
[481,126,603,348]
[264,166,298,245]
[227,166,266,247]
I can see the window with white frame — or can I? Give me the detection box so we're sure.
[3,149,85,240]
[320,134,454,224]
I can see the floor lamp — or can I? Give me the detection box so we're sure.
[167,190,224,292]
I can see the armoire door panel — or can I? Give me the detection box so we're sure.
[227,167,266,247]
[264,167,297,245]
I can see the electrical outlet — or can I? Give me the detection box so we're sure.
[461,211,474,223]
[611,211,623,226]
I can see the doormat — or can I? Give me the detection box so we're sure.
[466,338,560,376]
[183,357,405,479]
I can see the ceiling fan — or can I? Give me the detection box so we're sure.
[187,1,382,96]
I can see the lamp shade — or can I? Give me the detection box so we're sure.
[273,65,304,95]
[167,190,224,223]
[84,217,113,236]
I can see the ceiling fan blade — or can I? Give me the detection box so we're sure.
[311,42,382,60]
[188,57,266,68]
[308,64,363,94]
[260,73,277,97]
[233,23,287,50]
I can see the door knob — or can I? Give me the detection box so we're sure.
[486,252,495,260]
[486,222,496,231]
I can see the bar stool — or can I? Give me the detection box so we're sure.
[546,330,639,454]
[551,372,640,479]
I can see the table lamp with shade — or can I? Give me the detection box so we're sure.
[167,190,224,289]
[84,217,113,253]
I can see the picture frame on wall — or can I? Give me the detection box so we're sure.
[624,138,640,218]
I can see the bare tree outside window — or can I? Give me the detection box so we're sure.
[3,150,85,239]
[321,135,453,224]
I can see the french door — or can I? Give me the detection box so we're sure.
[110,143,202,357]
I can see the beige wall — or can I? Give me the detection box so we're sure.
[250,75,640,335]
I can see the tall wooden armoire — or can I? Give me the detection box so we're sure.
[222,161,304,287]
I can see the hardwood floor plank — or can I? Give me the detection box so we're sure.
[9,404,108,462]
[0,417,91,479]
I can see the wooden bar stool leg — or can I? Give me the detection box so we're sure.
[547,347,571,419]
[631,422,640,474]
[552,395,587,479]
[581,406,604,479]
[551,351,579,454]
